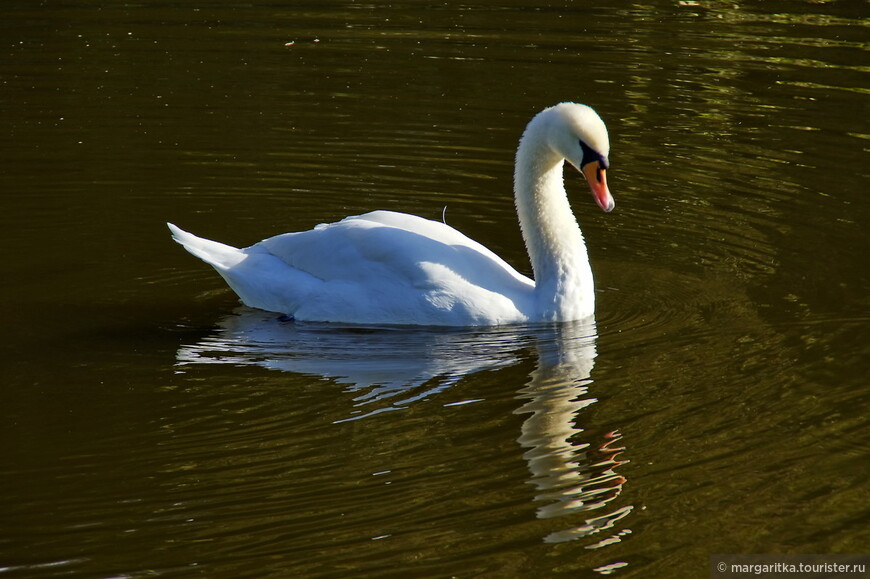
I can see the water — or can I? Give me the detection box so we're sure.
[1,1,868,577]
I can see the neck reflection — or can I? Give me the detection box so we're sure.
[514,320,632,545]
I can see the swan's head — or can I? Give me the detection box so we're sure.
[543,102,615,213]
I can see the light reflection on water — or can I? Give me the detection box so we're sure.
[176,309,633,554]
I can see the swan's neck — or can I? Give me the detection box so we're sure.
[514,130,594,320]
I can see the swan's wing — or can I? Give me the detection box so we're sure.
[255,210,534,294]
[248,210,536,324]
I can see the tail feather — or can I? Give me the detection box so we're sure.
[167,222,246,270]
[168,222,322,315]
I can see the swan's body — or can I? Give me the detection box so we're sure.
[169,102,614,326]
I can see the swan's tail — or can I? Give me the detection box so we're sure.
[168,222,321,315]
[167,223,247,270]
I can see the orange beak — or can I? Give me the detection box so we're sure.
[582,161,615,213]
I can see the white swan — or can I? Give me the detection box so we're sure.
[168,102,614,326]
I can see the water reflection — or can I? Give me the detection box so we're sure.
[176,308,632,548]
[177,308,524,421]
[515,324,632,547]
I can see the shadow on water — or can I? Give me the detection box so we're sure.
[176,307,633,557]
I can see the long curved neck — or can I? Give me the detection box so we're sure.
[514,124,595,321]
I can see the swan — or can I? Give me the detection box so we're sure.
[168,102,615,326]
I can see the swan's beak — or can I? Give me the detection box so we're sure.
[582,161,615,213]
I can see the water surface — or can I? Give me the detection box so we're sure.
[1,1,868,577]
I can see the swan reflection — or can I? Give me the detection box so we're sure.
[176,308,632,544]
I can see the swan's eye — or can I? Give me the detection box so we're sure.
[579,140,608,170]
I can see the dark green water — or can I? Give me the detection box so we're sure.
[1,1,868,577]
